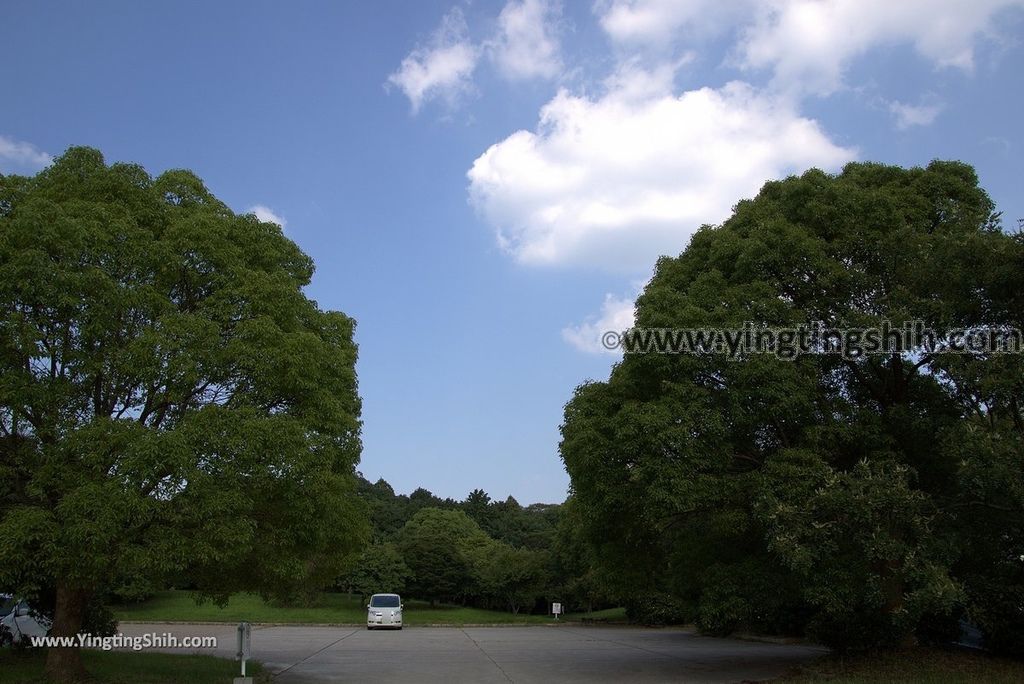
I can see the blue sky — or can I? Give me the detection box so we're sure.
[3,1,1023,504]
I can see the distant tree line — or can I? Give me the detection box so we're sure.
[336,477,612,615]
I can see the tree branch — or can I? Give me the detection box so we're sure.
[843,358,887,407]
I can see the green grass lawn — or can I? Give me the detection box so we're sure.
[0,649,269,683]
[563,606,628,622]
[112,590,566,625]
[782,647,1024,683]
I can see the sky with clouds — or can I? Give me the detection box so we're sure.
[3,0,1023,503]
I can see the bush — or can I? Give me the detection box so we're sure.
[805,604,904,653]
[625,592,691,626]
[695,561,809,637]
[970,580,1024,655]
[915,607,965,648]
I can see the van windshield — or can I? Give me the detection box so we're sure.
[370,595,400,608]
[0,596,15,615]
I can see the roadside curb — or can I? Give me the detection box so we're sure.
[731,632,823,646]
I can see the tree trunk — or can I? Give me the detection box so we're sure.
[878,558,916,648]
[44,581,92,683]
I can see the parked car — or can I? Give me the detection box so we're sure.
[366,593,403,630]
[0,595,50,646]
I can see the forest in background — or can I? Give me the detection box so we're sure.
[339,476,608,616]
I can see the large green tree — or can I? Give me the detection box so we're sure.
[0,148,368,681]
[561,161,1024,650]
[397,507,491,605]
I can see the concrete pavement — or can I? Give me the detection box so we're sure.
[116,622,828,683]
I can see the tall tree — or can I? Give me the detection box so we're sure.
[561,161,1023,649]
[0,148,368,681]
[463,488,494,533]
[356,476,407,541]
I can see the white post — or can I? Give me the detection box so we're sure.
[235,621,252,684]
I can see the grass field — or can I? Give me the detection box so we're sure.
[564,606,628,622]
[0,649,269,683]
[782,647,1024,683]
[112,590,571,625]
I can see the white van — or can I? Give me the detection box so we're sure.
[1,595,50,646]
[366,593,403,630]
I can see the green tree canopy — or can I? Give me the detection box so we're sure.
[0,148,369,681]
[477,544,549,614]
[552,497,614,614]
[340,543,410,600]
[397,507,491,605]
[561,161,1024,650]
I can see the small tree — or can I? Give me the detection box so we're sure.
[342,543,410,601]
[478,545,548,614]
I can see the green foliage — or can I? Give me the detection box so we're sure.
[110,589,558,625]
[340,543,410,599]
[624,591,691,626]
[355,477,458,541]
[695,558,807,636]
[944,419,1024,654]
[397,508,491,605]
[389,506,555,613]
[476,545,549,614]
[560,160,1024,651]
[0,148,369,673]
[551,497,615,612]
[463,488,494,531]
[356,476,560,551]
[25,587,120,639]
[759,454,962,649]
[350,476,567,612]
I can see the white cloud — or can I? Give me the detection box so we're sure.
[248,204,286,228]
[467,71,855,270]
[562,289,638,354]
[737,0,1024,96]
[888,99,943,129]
[597,0,752,46]
[387,8,480,113]
[490,0,563,80]
[0,135,52,173]
[602,54,693,99]
[595,1,1023,96]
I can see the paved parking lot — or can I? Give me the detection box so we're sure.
[118,623,827,683]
